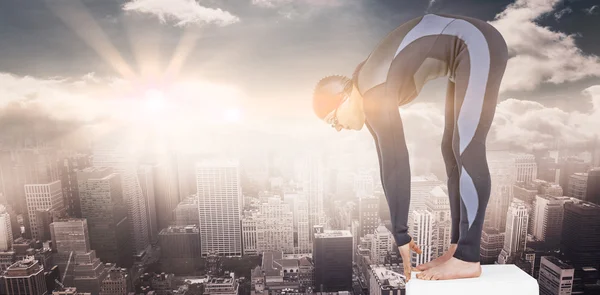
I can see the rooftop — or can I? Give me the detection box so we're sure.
[543,256,572,270]
[314,230,352,239]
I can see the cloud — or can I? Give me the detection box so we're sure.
[252,0,343,19]
[0,73,111,148]
[397,84,600,158]
[122,0,239,27]
[584,5,598,15]
[252,0,341,8]
[427,0,437,10]
[554,7,572,19]
[489,0,600,92]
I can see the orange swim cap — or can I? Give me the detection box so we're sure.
[312,75,352,120]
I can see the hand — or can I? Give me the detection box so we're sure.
[398,238,422,283]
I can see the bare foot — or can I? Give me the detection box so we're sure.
[415,244,457,271]
[416,257,481,280]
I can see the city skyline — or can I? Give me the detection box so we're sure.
[1,0,600,294]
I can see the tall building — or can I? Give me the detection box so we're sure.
[370,225,393,265]
[78,167,132,267]
[480,228,504,264]
[59,154,92,218]
[3,257,47,295]
[567,173,588,200]
[50,219,91,253]
[358,195,379,239]
[499,199,529,264]
[313,229,352,292]
[538,256,574,295]
[196,159,242,257]
[241,210,258,256]
[173,195,199,226]
[25,180,65,240]
[424,185,451,260]
[486,150,515,232]
[586,168,600,205]
[409,174,443,225]
[297,155,325,242]
[353,170,374,199]
[411,210,433,267]
[513,153,538,184]
[0,205,13,251]
[158,225,200,274]
[558,157,589,198]
[93,146,150,257]
[369,265,406,295]
[50,218,109,295]
[295,195,310,254]
[560,201,600,268]
[152,155,180,232]
[532,196,569,249]
[100,266,130,295]
[256,197,294,254]
[137,165,158,244]
[0,148,60,228]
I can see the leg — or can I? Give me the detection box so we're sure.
[419,24,508,281]
[416,81,460,272]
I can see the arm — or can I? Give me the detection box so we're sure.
[362,82,412,248]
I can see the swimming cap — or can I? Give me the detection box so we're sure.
[312,75,352,120]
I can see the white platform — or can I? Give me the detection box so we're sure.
[407,265,539,295]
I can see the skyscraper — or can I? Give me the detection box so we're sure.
[567,173,588,200]
[486,150,515,232]
[538,256,574,295]
[196,159,242,257]
[586,168,600,205]
[358,195,379,239]
[93,146,150,256]
[560,201,600,268]
[313,229,352,292]
[297,155,325,242]
[409,174,443,221]
[370,225,393,265]
[532,196,569,249]
[354,170,374,199]
[4,257,47,295]
[137,165,158,244]
[24,180,65,240]
[256,197,294,254]
[513,153,538,184]
[499,199,529,264]
[558,157,589,198]
[411,210,433,267]
[158,225,200,274]
[59,154,91,218]
[424,185,451,260]
[49,218,109,295]
[78,167,132,267]
[295,195,310,254]
[152,155,180,233]
[480,228,504,264]
[0,205,13,251]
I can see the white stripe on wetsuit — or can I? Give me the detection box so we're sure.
[394,14,491,229]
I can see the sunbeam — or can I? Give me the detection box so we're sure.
[45,0,137,80]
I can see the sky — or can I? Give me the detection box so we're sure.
[0,0,599,171]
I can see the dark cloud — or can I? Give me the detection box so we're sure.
[0,101,98,148]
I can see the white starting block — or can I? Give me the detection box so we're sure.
[407,264,539,295]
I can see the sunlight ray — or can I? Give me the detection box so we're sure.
[45,0,137,80]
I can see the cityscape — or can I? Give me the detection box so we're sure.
[1,0,600,295]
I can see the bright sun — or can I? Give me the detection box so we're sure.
[143,88,166,114]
